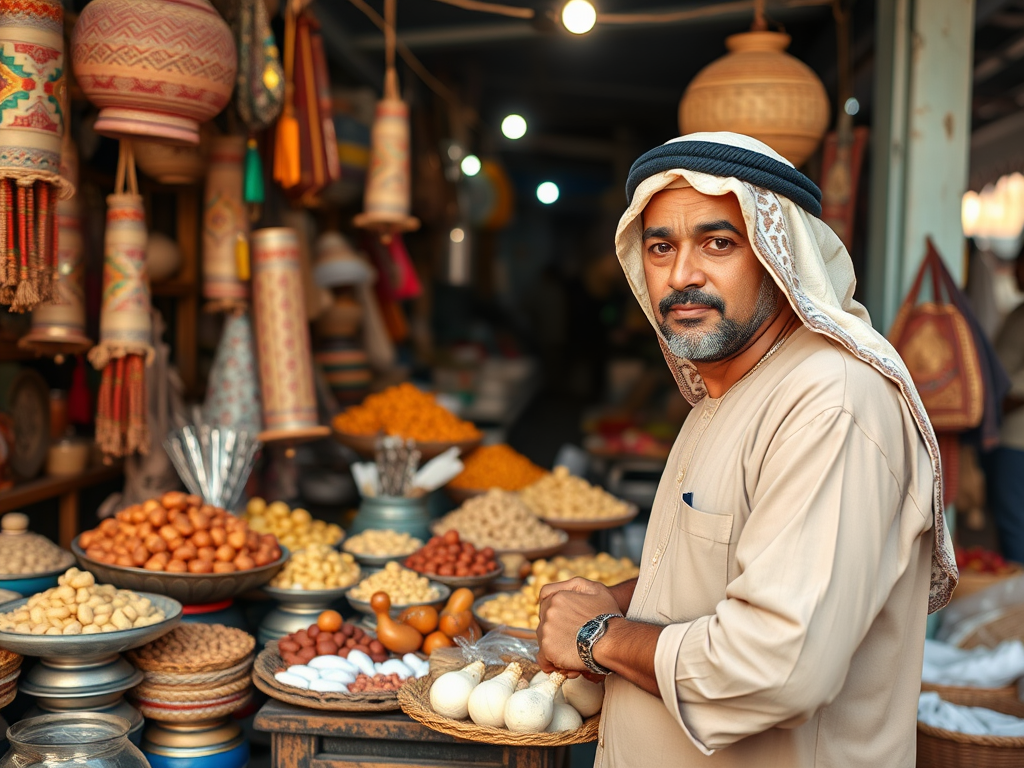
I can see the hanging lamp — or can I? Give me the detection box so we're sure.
[353,0,420,243]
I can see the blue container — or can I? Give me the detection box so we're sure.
[141,720,249,768]
[0,567,65,597]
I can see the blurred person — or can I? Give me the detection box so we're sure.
[985,247,1024,561]
[535,133,957,767]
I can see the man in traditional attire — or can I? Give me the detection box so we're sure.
[536,133,958,767]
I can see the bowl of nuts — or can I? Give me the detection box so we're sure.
[263,545,362,605]
[72,492,288,604]
[0,568,182,659]
[402,530,502,593]
[345,563,449,618]
[342,530,423,568]
[0,513,76,595]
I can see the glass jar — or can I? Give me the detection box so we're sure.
[0,713,149,768]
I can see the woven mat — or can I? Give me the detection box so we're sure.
[0,685,16,710]
[137,690,252,723]
[252,641,400,713]
[140,656,254,688]
[128,624,255,673]
[396,660,600,747]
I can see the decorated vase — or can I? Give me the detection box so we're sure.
[71,0,237,146]
[679,31,829,167]
[0,0,65,181]
[202,135,247,307]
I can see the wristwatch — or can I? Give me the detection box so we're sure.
[576,613,622,675]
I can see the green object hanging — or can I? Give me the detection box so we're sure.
[244,137,265,204]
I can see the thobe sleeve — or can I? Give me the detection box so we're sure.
[653,405,931,754]
[994,307,1024,394]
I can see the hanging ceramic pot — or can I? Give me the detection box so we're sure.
[202,135,248,310]
[71,0,237,146]
[679,30,829,167]
[353,69,419,241]
[19,139,92,359]
[134,131,210,185]
[0,0,74,311]
[250,227,328,446]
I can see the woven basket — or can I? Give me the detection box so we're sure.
[917,720,1024,767]
[252,641,400,712]
[396,660,599,747]
[140,655,254,687]
[921,682,1024,719]
[0,685,16,710]
[0,650,22,680]
[959,604,1024,650]
[952,566,1024,603]
[135,673,251,702]
[136,690,253,722]
[128,624,255,673]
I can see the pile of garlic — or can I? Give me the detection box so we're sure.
[428,661,602,734]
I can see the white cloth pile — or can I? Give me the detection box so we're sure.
[922,638,1024,688]
[918,692,1024,736]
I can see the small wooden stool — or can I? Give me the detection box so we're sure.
[255,699,570,768]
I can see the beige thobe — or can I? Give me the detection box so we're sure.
[596,326,935,767]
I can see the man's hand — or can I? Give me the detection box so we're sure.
[536,577,621,675]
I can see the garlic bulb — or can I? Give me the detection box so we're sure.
[530,670,565,704]
[504,671,566,733]
[430,661,485,720]
[468,662,523,728]
[547,702,583,732]
[563,675,604,717]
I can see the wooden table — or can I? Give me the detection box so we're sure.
[0,464,122,548]
[254,700,570,768]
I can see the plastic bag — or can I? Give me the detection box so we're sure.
[429,628,538,671]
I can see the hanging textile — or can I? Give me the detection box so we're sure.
[0,0,74,312]
[203,135,249,311]
[89,142,152,458]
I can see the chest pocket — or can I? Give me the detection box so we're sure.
[652,497,734,623]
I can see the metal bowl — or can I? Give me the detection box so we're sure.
[472,594,536,640]
[342,550,416,568]
[407,564,502,592]
[345,579,450,618]
[73,538,289,604]
[428,525,569,561]
[0,593,182,660]
[261,583,356,607]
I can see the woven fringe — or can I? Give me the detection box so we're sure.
[0,170,75,200]
[10,278,38,314]
[87,342,155,371]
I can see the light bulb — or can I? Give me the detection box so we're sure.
[561,0,597,35]
[536,181,559,205]
[450,227,466,243]
[501,114,527,140]
[844,97,860,116]
[461,154,482,177]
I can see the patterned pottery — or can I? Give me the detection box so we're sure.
[201,311,261,435]
[0,0,66,181]
[71,0,237,146]
[202,135,247,307]
[97,194,151,351]
[679,31,829,167]
[250,227,329,445]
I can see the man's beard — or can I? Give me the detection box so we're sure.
[658,274,779,362]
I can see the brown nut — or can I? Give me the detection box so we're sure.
[166,559,187,573]
[148,508,168,528]
[161,492,189,511]
[144,534,167,554]
[197,546,216,562]
[227,530,247,550]
[210,528,227,547]
[172,543,198,561]
[172,517,195,537]
[215,545,236,563]
[131,545,149,567]
[212,562,236,573]
[191,530,213,548]
[187,559,213,574]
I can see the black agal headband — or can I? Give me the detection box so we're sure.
[625,140,823,218]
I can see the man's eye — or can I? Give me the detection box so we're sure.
[649,243,673,255]
[708,238,733,251]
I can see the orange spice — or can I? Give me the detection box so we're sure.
[449,444,548,491]
[332,383,481,442]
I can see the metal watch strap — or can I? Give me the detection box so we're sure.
[576,613,621,675]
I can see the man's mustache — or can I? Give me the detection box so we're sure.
[658,290,725,317]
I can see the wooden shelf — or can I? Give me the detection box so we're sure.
[151,279,196,298]
[0,464,122,513]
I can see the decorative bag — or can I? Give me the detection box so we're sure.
[890,238,984,432]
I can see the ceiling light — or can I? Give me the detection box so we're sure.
[536,181,559,204]
[460,154,482,177]
[501,114,527,140]
[450,227,466,243]
[561,0,597,35]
